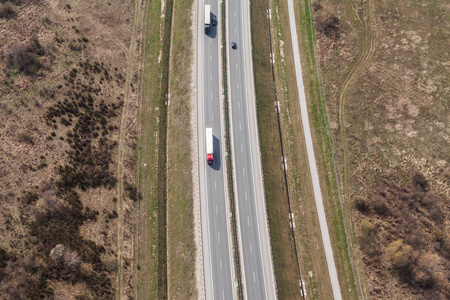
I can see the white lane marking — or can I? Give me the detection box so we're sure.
[210,73,212,81]
[247,216,250,226]
[210,55,212,62]
[236,63,238,70]
[215,181,217,190]
[218,232,220,243]
[238,101,240,109]
[239,122,241,131]
[235,27,237,34]
[211,92,213,101]
[250,243,253,253]
[211,113,214,122]
[234,11,236,17]
[216,206,218,215]
[237,81,239,89]
[243,167,245,176]
[245,191,247,201]
[241,144,243,152]
[222,290,225,300]
[220,260,222,270]
[253,272,256,282]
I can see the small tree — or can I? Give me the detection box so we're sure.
[385,239,414,275]
[359,220,379,257]
[414,252,439,287]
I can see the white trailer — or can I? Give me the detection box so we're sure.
[206,127,214,164]
[205,4,211,34]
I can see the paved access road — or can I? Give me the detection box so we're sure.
[286,0,343,298]
[227,0,277,299]
[197,2,236,299]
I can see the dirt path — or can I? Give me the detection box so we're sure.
[115,0,145,298]
[337,0,378,298]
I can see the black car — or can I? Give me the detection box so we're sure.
[231,42,237,49]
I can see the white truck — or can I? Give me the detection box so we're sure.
[206,127,214,165]
[204,4,211,34]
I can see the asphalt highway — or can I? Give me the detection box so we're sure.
[198,2,235,299]
[227,0,277,298]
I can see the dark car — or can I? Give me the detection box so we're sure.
[231,42,237,49]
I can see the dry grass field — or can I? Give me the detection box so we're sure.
[312,0,449,298]
[0,0,141,298]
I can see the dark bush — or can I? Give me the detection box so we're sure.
[423,191,443,223]
[22,191,39,205]
[16,130,34,145]
[371,197,389,216]
[359,220,379,257]
[5,41,42,75]
[411,170,428,191]
[354,196,369,213]
[314,10,340,39]
[0,2,15,19]
[107,210,118,219]
[124,181,138,201]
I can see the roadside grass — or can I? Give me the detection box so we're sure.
[250,0,302,299]
[264,0,346,298]
[135,0,172,298]
[292,0,358,298]
[254,0,359,298]
[315,0,449,298]
[166,0,197,298]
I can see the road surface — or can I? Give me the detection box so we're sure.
[227,0,277,298]
[198,1,236,299]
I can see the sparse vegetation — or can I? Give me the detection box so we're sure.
[4,39,44,75]
[0,0,139,298]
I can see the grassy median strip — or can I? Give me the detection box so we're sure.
[166,0,198,298]
[136,0,172,298]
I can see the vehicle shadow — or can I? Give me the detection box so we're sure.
[207,13,217,39]
[211,135,221,171]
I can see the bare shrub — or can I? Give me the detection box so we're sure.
[16,130,34,145]
[311,0,322,12]
[359,220,379,257]
[314,9,340,39]
[411,170,429,191]
[413,252,439,288]
[21,191,39,205]
[5,42,40,75]
[385,239,415,275]
[371,197,389,216]
[63,250,81,269]
[423,191,443,223]
[354,196,369,213]
[0,2,15,19]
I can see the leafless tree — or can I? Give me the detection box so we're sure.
[63,250,81,269]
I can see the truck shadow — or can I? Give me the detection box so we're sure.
[211,135,221,170]
[207,13,217,39]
